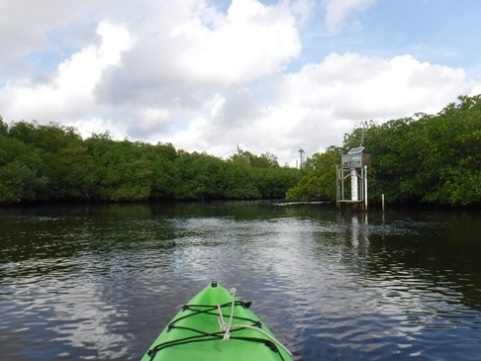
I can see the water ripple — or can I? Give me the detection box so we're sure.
[1,203,481,360]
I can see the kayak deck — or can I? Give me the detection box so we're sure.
[141,281,294,361]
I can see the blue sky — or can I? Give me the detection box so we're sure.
[299,0,480,72]
[0,0,480,165]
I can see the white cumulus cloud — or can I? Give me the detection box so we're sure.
[166,52,472,164]
[0,21,134,125]
[171,0,301,83]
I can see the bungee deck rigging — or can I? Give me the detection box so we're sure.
[141,281,294,361]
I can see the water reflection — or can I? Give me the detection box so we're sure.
[1,203,481,361]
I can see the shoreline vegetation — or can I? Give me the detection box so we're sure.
[1,94,480,207]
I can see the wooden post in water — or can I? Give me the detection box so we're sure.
[364,165,368,212]
[336,165,340,209]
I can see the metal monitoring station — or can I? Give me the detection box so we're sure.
[336,147,371,211]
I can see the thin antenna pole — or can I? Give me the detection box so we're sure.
[360,122,365,147]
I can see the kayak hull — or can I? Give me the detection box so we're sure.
[140,281,294,361]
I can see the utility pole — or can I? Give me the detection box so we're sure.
[298,148,305,168]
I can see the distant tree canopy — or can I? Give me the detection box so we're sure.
[288,94,481,207]
[285,147,340,201]
[0,118,301,204]
[2,94,481,207]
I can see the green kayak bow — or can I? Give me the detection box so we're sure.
[141,281,294,361]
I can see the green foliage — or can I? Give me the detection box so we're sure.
[344,94,481,206]
[172,152,225,200]
[229,149,279,168]
[0,134,49,203]
[0,121,301,204]
[6,93,480,207]
[285,94,481,207]
[0,117,8,135]
[222,161,262,199]
[286,150,339,201]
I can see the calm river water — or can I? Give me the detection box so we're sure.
[1,201,481,361]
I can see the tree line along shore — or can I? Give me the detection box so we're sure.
[1,94,480,207]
